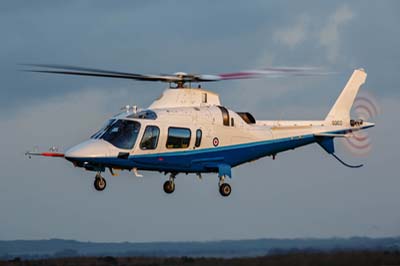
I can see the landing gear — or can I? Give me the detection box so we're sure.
[163,173,176,194]
[163,180,175,194]
[219,183,231,197]
[94,173,106,191]
[218,175,231,197]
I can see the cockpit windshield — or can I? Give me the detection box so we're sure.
[100,120,141,150]
[90,119,116,139]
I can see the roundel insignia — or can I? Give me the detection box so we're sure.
[213,137,219,147]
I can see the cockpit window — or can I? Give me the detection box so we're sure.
[127,110,157,120]
[101,120,141,150]
[140,126,160,150]
[90,119,116,139]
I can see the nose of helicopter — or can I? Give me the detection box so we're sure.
[65,139,112,160]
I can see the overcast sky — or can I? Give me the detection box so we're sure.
[0,0,399,242]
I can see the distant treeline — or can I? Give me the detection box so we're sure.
[0,237,399,260]
[1,250,400,266]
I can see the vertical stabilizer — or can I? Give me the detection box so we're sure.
[325,69,367,126]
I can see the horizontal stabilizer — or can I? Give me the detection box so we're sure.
[314,133,351,138]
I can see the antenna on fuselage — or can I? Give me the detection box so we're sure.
[120,105,138,113]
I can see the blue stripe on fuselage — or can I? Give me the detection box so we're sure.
[68,134,316,173]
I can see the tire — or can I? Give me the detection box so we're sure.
[163,180,175,194]
[219,183,231,197]
[94,178,106,191]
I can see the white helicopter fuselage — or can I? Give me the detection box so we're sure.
[64,69,373,179]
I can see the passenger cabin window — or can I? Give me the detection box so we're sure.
[195,129,202,147]
[101,120,141,150]
[166,127,191,149]
[217,106,230,126]
[140,126,160,150]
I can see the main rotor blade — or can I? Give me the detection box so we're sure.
[195,67,332,82]
[21,64,180,82]
[22,64,332,84]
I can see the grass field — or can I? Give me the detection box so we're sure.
[2,250,400,266]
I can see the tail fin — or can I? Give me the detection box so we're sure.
[325,68,367,126]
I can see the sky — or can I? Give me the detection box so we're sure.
[0,0,399,242]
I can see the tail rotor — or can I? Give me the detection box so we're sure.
[343,91,380,156]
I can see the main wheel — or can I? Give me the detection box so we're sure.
[219,183,231,197]
[163,180,175,194]
[94,178,106,191]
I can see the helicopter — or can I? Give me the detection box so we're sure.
[24,64,374,197]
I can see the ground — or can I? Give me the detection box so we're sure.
[2,251,400,266]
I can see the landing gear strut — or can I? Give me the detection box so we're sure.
[94,172,106,191]
[218,175,231,197]
[163,173,176,194]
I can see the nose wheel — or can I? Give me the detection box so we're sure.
[94,173,106,191]
[219,175,231,197]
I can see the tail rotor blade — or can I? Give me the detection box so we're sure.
[342,91,380,156]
